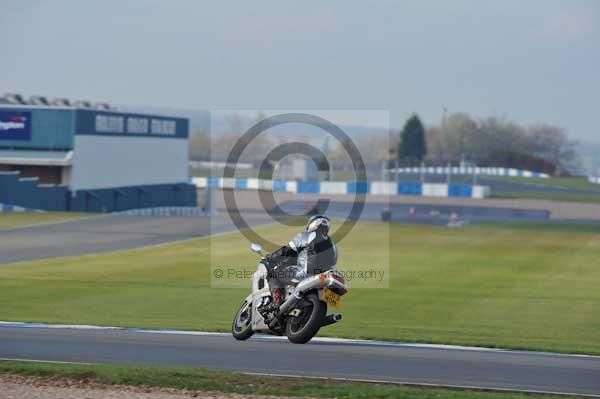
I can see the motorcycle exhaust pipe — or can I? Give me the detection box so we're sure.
[277,292,301,317]
[278,274,326,317]
[321,313,342,327]
[277,273,342,322]
[268,293,301,330]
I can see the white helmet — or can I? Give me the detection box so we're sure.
[307,215,330,233]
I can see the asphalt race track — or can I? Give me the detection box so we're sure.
[0,213,273,265]
[0,326,599,397]
[2,206,599,397]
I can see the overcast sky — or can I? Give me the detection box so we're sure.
[1,0,599,141]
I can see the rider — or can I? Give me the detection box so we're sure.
[266,215,338,305]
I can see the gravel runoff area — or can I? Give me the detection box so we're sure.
[0,374,308,399]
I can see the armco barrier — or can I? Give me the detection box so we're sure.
[422,183,449,197]
[370,182,396,195]
[193,177,490,199]
[320,181,347,194]
[285,181,297,193]
[473,185,491,198]
[448,184,473,198]
[273,180,287,192]
[235,178,248,189]
[297,182,320,193]
[398,183,422,195]
[346,182,369,194]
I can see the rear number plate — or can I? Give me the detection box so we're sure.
[323,287,341,309]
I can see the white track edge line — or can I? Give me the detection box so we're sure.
[0,357,94,365]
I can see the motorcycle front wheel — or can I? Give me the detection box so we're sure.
[285,293,326,344]
[232,300,254,340]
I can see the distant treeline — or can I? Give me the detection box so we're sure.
[189,111,579,176]
[396,113,578,175]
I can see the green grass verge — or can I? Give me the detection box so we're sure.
[0,212,91,229]
[485,175,600,203]
[0,222,599,354]
[486,176,600,191]
[470,220,600,233]
[492,191,600,204]
[0,360,579,399]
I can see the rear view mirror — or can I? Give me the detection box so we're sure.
[250,243,263,254]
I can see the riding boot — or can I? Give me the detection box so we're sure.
[272,288,283,306]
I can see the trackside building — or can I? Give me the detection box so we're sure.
[0,105,196,211]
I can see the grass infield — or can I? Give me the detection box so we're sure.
[485,176,600,191]
[484,175,600,203]
[0,221,599,354]
[492,191,600,204]
[0,360,582,399]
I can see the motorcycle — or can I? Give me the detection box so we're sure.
[232,243,348,344]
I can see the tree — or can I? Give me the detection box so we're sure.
[528,124,578,176]
[425,126,445,162]
[479,117,530,161]
[423,111,580,175]
[442,113,479,162]
[399,114,427,162]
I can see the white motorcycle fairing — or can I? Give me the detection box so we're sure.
[250,263,272,332]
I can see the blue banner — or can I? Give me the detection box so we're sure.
[0,110,31,141]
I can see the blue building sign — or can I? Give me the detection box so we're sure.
[0,110,31,141]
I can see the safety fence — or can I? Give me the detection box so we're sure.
[193,177,491,199]
[112,206,207,216]
[389,166,549,178]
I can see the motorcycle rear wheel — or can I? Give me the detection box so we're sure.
[232,300,254,340]
[285,293,326,344]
